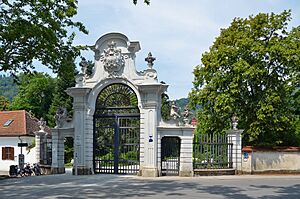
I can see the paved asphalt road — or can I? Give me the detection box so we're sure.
[0,172,299,199]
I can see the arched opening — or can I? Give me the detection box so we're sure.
[93,83,140,174]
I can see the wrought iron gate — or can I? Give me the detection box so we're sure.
[161,137,180,176]
[193,133,233,170]
[93,84,140,174]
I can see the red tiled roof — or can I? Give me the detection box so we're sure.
[242,146,300,152]
[0,110,50,137]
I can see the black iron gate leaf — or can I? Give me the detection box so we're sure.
[94,84,140,174]
[161,137,180,176]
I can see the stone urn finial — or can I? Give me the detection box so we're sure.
[231,113,239,130]
[38,117,46,132]
[79,57,88,75]
[145,52,156,69]
[182,105,192,126]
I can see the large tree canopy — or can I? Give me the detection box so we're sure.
[0,0,150,74]
[189,10,300,146]
[10,72,55,121]
[0,0,87,74]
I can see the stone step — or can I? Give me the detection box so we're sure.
[194,168,236,176]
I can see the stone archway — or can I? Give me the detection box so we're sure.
[93,83,140,174]
[65,32,181,176]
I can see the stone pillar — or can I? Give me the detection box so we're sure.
[179,128,194,177]
[51,129,65,174]
[139,103,159,177]
[34,130,46,164]
[138,84,167,177]
[227,129,243,173]
[67,87,92,175]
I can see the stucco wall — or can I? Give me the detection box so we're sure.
[0,136,36,172]
[242,147,300,174]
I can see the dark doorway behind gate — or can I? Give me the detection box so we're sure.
[161,137,180,176]
[93,84,140,174]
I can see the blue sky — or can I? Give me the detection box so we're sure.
[8,0,300,100]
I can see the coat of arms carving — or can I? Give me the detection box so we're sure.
[101,41,125,76]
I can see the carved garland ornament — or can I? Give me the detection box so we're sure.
[101,41,125,76]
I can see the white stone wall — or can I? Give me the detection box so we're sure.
[0,136,36,172]
[242,150,300,173]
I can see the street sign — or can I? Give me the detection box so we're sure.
[18,154,25,169]
[18,143,28,147]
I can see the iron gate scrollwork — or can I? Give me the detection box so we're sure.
[161,137,180,176]
[94,84,140,174]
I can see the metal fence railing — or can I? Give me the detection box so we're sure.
[193,133,233,169]
[40,137,52,165]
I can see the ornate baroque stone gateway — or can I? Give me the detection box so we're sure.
[51,32,196,177]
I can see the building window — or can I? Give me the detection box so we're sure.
[3,119,14,127]
[2,147,14,160]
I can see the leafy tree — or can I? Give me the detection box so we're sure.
[46,56,76,164]
[47,55,77,127]
[175,98,189,110]
[0,75,18,101]
[0,0,151,75]
[0,0,87,74]
[0,96,10,110]
[133,0,150,5]
[189,10,300,147]
[10,72,55,121]
[161,92,171,121]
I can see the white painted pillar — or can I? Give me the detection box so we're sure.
[138,84,167,177]
[179,128,194,177]
[67,87,91,175]
[227,129,243,173]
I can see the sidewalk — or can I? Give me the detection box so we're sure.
[0,170,9,180]
[0,170,8,176]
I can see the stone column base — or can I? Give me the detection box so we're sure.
[72,167,93,175]
[179,170,193,177]
[51,167,65,174]
[140,167,159,177]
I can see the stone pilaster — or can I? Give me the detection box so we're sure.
[67,87,92,175]
[138,84,168,177]
[34,130,46,164]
